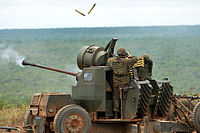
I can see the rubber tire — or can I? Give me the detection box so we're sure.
[53,104,91,133]
[24,110,34,133]
[193,102,200,132]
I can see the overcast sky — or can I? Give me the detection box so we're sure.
[0,0,200,29]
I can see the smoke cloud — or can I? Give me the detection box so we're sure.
[65,64,80,83]
[65,64,80,73]
[0,44,25,67]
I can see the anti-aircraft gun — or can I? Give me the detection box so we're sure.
[18,38,200,133]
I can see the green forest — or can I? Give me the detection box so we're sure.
[0,25,200,107]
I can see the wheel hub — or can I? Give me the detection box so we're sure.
[66,114,83,133]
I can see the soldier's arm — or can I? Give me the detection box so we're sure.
[132,56,138,64]
[127,56,138,66]
[148,59,153,73]
[107,58,111,66]
[126,52,131,57]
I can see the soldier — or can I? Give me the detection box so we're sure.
[107,47,138,118]
[136,54,153,80]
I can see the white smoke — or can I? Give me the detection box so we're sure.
[65,64,80,83]
[65,64,80,73]
[0,44,25,67]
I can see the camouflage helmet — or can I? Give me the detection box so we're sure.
[142,54,150,59]
[117,47,127,56]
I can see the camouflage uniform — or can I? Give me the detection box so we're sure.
[107,48,138,112]
[137,55,153,80]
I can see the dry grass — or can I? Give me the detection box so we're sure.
[0,105,29,133]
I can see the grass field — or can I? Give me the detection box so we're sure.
[0,25,199,116]
[0,105,28,133]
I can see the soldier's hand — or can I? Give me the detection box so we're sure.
[126,52,131,57]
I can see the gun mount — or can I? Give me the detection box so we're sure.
[1,38,198,133]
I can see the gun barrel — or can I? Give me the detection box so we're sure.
[22,60,77,77]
